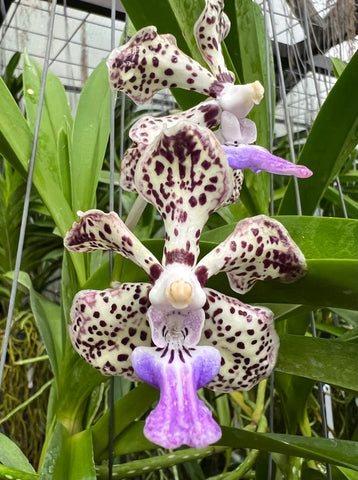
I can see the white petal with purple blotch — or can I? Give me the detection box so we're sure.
[69,283,152,379]
[132,345,222,449]
[194,0,234,83]
[195,214,307,293]
[134,121,233,267]
[64,210,163,283]
[107,26,217,104]
[200,288,279,392]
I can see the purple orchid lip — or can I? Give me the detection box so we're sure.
[132,345,222,449]
[222,144,313,178]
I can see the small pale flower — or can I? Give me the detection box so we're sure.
[65,123,307,449]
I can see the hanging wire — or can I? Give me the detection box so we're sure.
[262,2,275,478]
[266,0,302,215]
[108,2,117,479]
[118,18,128,219]
[0,0,6,21]
[0,0,58,391]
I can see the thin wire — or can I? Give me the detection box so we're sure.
[118,17,127,219]
[267,0,302,215]
[0,0,6,20]
[108,2,117,479]
[310,312,333,480]
[0,0,58,390]
[263,2,275,478]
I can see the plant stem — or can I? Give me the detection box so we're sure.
[125,195,147,230]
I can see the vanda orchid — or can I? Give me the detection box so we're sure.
[65,122,307,449]
[107,0,312,194]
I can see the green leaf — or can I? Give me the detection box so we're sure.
[9,271,63,382]
[70,60,111,213]
[0,465,38,480]
[323,186,358,218]
[0,75,86,283]
[109,421,358,470]
[92,383,159,461]
[279,50,358,215]
[276,334,358,391]
[96,445,227,479]
[39,423,96,480]
[0,433,36,474]
[218,429,358,470]
[23,51,73,187]
[331,57,347,78]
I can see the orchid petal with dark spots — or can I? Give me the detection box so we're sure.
[64,209,163,283]
[223,144,313,178]
[107,26,217,105]
[200,289,279,392]
[193,0,234,83]
[130,100,222,147]
[69,284,152,379]
[120,101,223,192]
[134,121,233,267]
[195,214,307,293]
[132,345,222,449]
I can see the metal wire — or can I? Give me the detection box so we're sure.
[266,0,302,215]
[108,2,117,479]
[0,0,58,391]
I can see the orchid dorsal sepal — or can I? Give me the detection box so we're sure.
[134,120,233,267]
[223,144,313,178]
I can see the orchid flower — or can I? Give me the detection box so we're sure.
[65,122,307,449]
[107,0,312,196]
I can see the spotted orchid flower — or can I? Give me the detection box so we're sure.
[65,122,307,449]
[107,0,312,197]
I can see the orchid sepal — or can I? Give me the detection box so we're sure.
[64,209,163,283]
[195,214,307,293]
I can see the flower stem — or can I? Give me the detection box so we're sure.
[125,195,147,230]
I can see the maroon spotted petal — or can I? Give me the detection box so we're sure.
[130,100,222,147]
[134,121,233,268]
[107,26,217,104]
[194,0,235,84]
[195,215,307,293]
[69,283,152,379]
[199,288,279,392]
[121,101,223,193]
[64,209,163,283]
[120,144,143,192]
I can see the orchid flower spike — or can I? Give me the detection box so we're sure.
[65,122,307,449]
[107,0,312,191]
